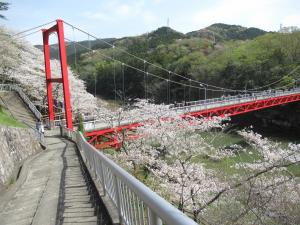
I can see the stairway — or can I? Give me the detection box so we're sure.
[0,91,37,129]
[0,134,102,225]
[58,141,98,225]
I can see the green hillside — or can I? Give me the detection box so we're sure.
[35,38,116,65]
[41,23,300,103]
[186,23,266,41]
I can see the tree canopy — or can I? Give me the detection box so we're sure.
[73,26,300,104]
[0,2,9,19]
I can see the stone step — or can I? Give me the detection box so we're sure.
[64,207,95,213]
[62,222,97,225]
[65,184,87,189]
[64,202,94,208]
[65,188,88,195]
[63,211,95,218]
[64,196,91,202]
[63,216,97,223]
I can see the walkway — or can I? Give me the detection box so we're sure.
[0,131,99,225]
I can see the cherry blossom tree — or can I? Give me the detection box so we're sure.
[0,26,99,116]
[108,101,300,224]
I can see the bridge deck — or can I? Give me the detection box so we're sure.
[84,88,300,149]
[0,132,102,225]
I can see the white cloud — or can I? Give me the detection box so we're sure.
[82,11,110,21]
[82,0,146,22]
[192,0,286,31]
[143,11,158,25]
[116,4,131,16]
[81,0,159,30]
[282,14,300,27]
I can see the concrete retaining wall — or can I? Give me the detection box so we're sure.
[0,126,41,187]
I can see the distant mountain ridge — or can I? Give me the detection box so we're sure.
[35,38,116,64]
[35,23,267,60]
[186,23,267,41]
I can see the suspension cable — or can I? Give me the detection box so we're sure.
[12,20,56,37]
[65,21,300,94]
[122,63,125,105]
[13,29,41,39]
[11,20,300,95]
[246,65,300,91]
[65,36,300,102]
[64,37,228,93]
[63,21,250,93]
[144,60,147,99]
[113,45,117,101]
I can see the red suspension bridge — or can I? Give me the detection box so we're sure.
[17,19,300,149]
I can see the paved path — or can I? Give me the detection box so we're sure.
[0,133,98,225]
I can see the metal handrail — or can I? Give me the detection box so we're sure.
[62,129,199,225]
[174,88,300,112]
[0,84,42,120]
[85,88,300,132]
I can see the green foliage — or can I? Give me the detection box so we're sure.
[78,113,84,133]
[74,24,300,103]
[186,23,266,41]
[278,75,294,88]
[0,108,24,127]
[0,1,9,19]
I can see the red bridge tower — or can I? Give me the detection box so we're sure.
[42,19,73,130]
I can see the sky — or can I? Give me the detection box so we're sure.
[1,0,300,44]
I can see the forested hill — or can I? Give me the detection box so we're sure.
[41,23,300,103]
[186,23,266,41]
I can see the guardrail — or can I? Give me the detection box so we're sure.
[0,84,42,120]
[84,88,300,132]
[173,88,300,112]
[62,129,199,225]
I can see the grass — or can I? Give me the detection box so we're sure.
[196,131,263,176]
[197,149,262,176]
[287,163,300,177]
[0,107,24,128]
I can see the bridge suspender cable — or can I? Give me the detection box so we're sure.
[122,63,125,105]
[168,71,171,104]
[183,84,186,102]
[189,79,191,102]
[144,61,147,100]
[87,34,97,97]
[113,45,117,101]
[72,26,78,76]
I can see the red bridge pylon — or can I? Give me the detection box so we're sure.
[42,19,73,130]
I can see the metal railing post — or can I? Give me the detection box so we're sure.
[99,160,106,196]
[114,175,123,223]
[149,209,162,225]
